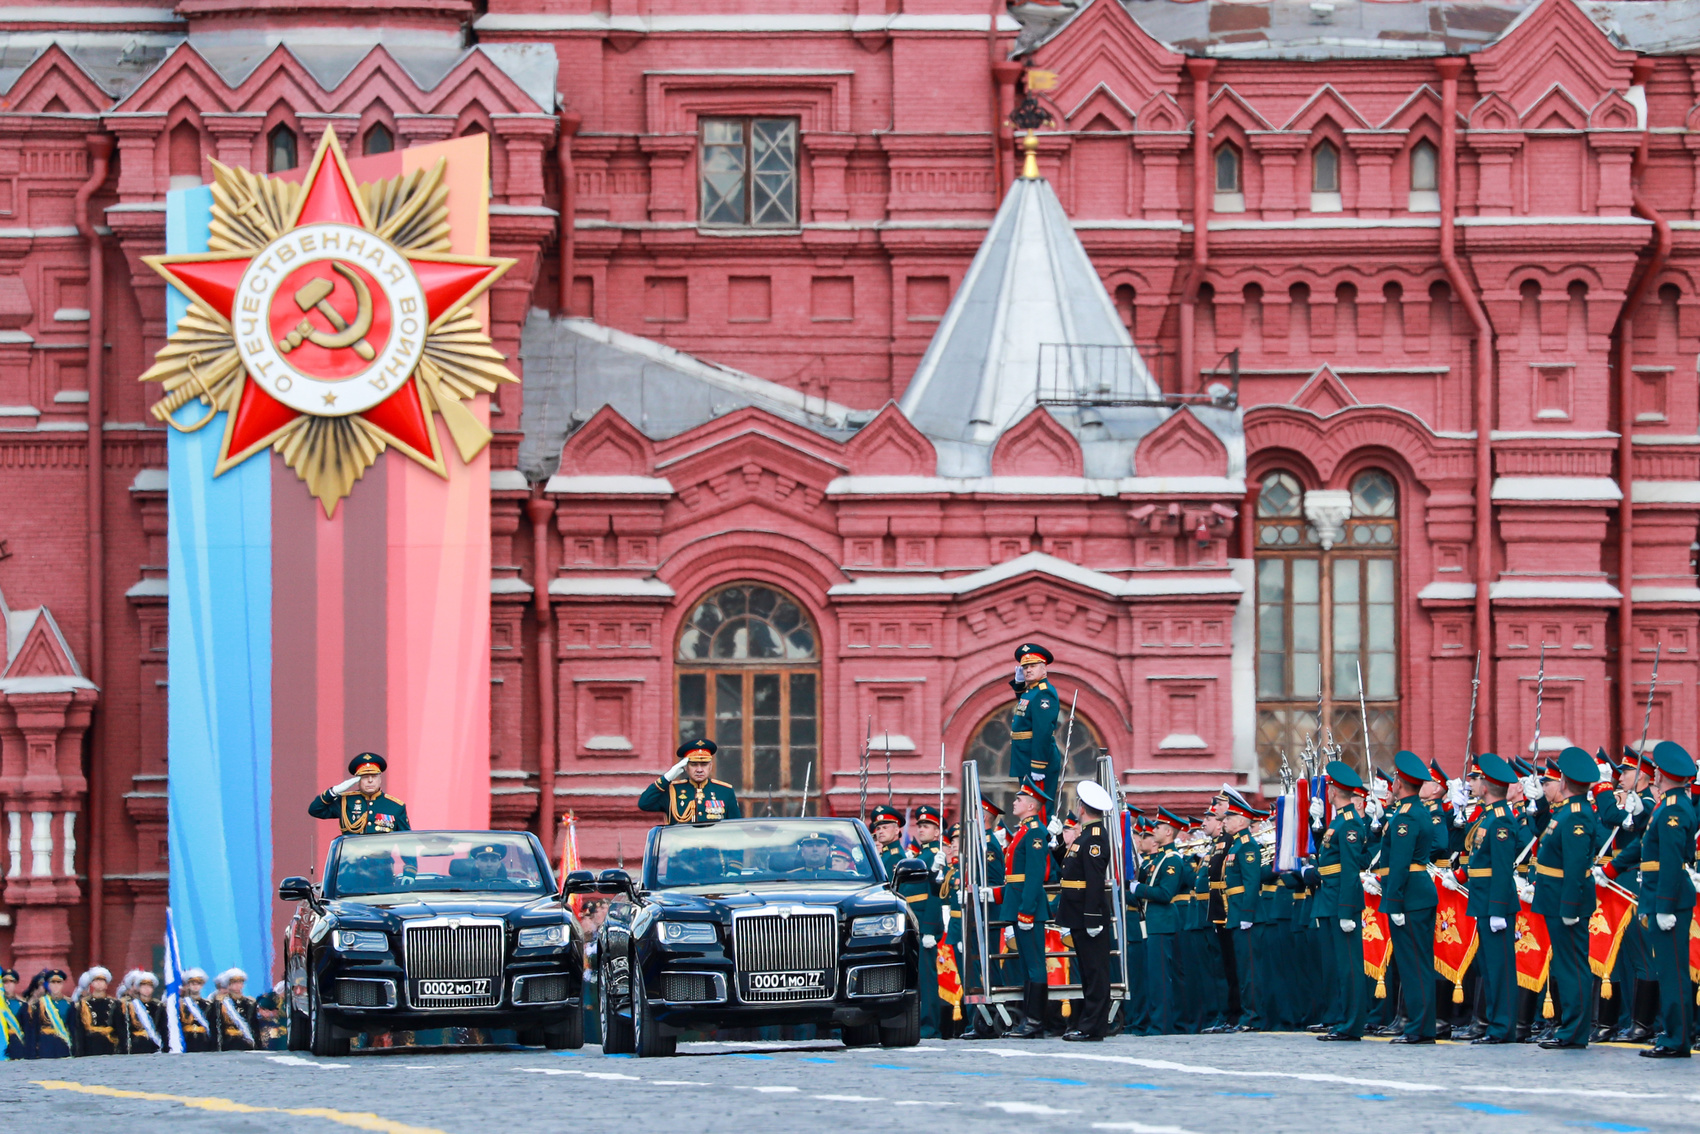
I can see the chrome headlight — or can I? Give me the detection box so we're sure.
[851,913,902,938]
[517,924,567,949]
[658,921,717,945]
[332,929,388,952]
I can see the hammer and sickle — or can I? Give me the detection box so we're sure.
[277,262,377,361]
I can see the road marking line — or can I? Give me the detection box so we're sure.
[813,1094,882,1102]
[1093,1123,1203,1134]
[515,1067,640,1081]
[968,1047,1676,1100]
[649,1081,711,1086]
[31,1080,448,1134]
[985,1101,1076,1115]
[745,1086,801,1093]
[266,1056,350,1070]
[892,1100,954,1107]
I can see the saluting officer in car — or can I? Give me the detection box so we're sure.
[639,739,742,825]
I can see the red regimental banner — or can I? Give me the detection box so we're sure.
[1361,893,1393,998]
[1588,881,1636,990]
[1513,899,1552,992]
[1432,883,1478,1003]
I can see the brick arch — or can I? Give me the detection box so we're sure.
[4,45,110,114]
[557,405,654,476]
[1244,403,1460,483]
[843,402,935,477]
[1246,448,1322,492]
[1134,406,1228,478]
[991,407,1084,477]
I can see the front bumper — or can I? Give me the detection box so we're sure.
[316,949,582,1033]
[638,943,914,1030]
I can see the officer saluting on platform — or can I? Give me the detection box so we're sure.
[638,739,742,825]
[1009,643,1062,819]
[309,753,410,835]
[1057,780,1115,1041]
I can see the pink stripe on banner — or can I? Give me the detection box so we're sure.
[384,134,492,829]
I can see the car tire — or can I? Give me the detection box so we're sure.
[878,996,921,1048]
[631,964,675,1058]
[308,971,351,1058]
[840,1021,880,1047]
[599,957,634,1055]
[544,1006,585,1051]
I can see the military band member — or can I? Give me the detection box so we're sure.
[2,967,24,1059]
[1304,761,1370,1041]
[1058,780,1115,1041]
[638,739,741,825]
[1001,779,1054,1038]
[1221,790,1266,1031]
[23,968,72,1059]
[1009,643,1062,817]
[1380,750,1440,1044]
[1131,807,1186,1035]
[1528,746,1602,1049]
[310,753,410,835]
[118,971,164,1054]
[1603,740,1698,1057]
[214,969,260,1052]
[72,967,123,1056]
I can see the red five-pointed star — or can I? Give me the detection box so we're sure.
[148,128,510,472]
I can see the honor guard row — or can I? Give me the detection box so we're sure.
[1,965,270,1057]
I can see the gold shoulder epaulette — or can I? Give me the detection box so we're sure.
[386,794,405,806]
[710,779,736,790]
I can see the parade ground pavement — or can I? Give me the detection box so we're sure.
[3,1032,1695,1133]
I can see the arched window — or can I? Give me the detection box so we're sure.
[1114,283,1136,333]
[1254,469,1400,783]
[964,703,1104,819]
[268,125,298,173]
[168,120,201,191]
[676,584,820,812]
[364,123,394,156]
[1409,140,1439,212]
[1215,144,1241,192]
[1312,141,1339,192]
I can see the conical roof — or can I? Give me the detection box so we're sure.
[898,160,1157,450]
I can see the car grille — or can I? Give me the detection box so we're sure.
[851,964,906,997]
[404,920,504,1008]
[733,910,837,1002]
[514,974,571,1004]
[660,972,718,1003]
[335,978,391,1007]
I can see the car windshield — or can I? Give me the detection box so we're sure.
[649,819,875,889]
[327,832,549,898]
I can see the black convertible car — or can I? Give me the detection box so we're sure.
[279,830,584,1056]
[568,817,925,1057]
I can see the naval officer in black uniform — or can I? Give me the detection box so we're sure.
[1058,779,1116,1041]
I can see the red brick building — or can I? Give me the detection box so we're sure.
[2,0,1699,974]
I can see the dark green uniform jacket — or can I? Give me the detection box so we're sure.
[1310,803,1368,921]
[1531,794,1599,922]
[637,776,742,824]
[1633,788,1699,916]
[1223,830,1263,924]
[1464,801,1519,921]
[1008,680,1061,798]
[309,789,410,835]
[1000,816,1051,928]
[1132,845,1186,934]
[1377,798,1438,915]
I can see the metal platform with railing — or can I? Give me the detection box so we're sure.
[1035,343,1239,410]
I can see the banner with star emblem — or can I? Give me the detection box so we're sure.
[159,130,507,981]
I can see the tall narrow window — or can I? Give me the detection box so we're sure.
[1409,140,1439,212]
[1254,469,1400,784]
[268,125,298,173]
[1214,144,1244,213]
[1311,140,1342,212]
[365,123,394,155]
[676,584,820,813]
[699,117,798,228]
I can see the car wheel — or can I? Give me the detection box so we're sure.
[308,971,351,1058]
[840,1021,879,1047]
[599,956,633,1055]
[631,963,675,1058]
[544,1006,584,1051]
[878,996,921,1048]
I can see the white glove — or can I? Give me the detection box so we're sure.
[921,934,937,949]
[1339,919,1356,932]
[1047,813,1064,837]
[980,886,997,900]
[1086,927,1103,938]
[1514,877,1534,905]
[1390,913,1405,927]
[331,776,361,795]
[1657,913,1677,932]
[931,850,946,872]
[1592,866,1609,887]
[663,758,689,782]
[1520,774,1542,801]
[1238,921,1252,931]
[993,828,1010,849]
[1360,872,1382,896]
[1623,792,1644,819]
[1438,870,1461,893]
[1489,916,1507,933]
[1562,917,1579,927]
[1364,798,1385,823]
[1309,797,1325,822]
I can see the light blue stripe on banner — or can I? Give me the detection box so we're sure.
[165,184,273,984]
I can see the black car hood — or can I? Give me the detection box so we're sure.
[324,892,565,927]
[642,882,903,921]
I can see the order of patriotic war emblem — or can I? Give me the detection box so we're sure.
[237,224,428,417]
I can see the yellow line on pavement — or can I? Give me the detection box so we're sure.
[31,1080,452,1134]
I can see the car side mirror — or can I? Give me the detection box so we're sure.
[561,869,596,897]
[598,868,640,902]
[279,876,323,912]
[891,857,930,886]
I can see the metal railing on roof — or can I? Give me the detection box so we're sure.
[1036,343,1238,409]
